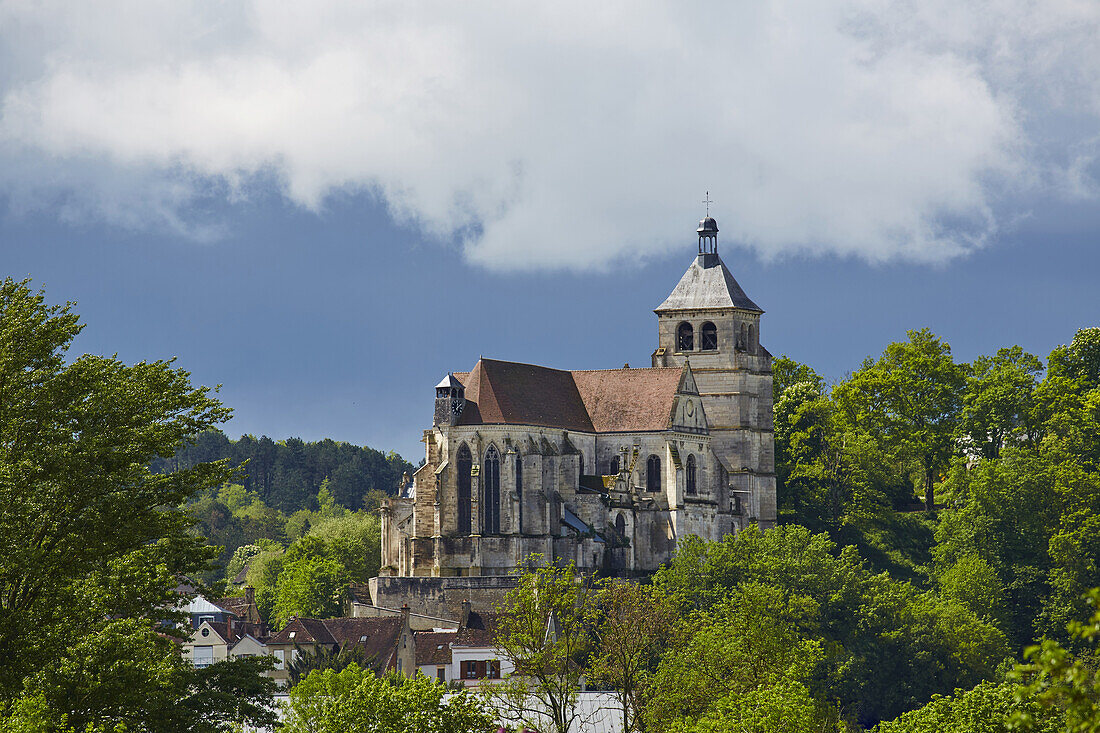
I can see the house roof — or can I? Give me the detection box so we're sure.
[415,630,458,666]
[268,617,403,673]
[451,359,691,434]
[214,596,260,624]
[268,617,337,646]
[454,611,504,648]
[655,254,763,313]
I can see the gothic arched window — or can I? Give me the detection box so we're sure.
[686,454,697,495]
[579,453,585,476]
[747,324,755,353]
[615,513,627,542]
[457,444,472,534]
[609,456,620,475]
[515,453,523,534]
[737,323,748,351]
[646,455,661,492]
[701,322,718,350]
[677,322,694,351]
[483,445,501,535]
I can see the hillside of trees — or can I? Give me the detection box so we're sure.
[152,430,415,513]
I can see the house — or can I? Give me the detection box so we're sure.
[448,603,512,687]
[265,614,410,686]
[181,588,269,667]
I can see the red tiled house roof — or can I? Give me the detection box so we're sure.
[414,630,458,666]
[452,359,691,434]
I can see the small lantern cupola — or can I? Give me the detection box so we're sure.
[697,216,718,255]
[433,373,465,426]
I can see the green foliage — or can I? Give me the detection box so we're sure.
[961,346,1043,460]
[588,581,680,733]
[287,644,371,686]
[654,526,1009,727]
[1011,588,1100,732]
[274,554,349,627]
[492,559,598,733]
[0,278,275,731]
[938,554,1010,631]
[646,583,839,732]
[282,665,494,733]
[772,355,826,404]
[874,680,1062,733]
[154,430,415,514]
[834,328,967,510]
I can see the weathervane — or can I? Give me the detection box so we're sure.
[702,191,713,216]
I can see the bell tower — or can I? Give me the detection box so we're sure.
[433,373,465,427]
[651,212,777,528]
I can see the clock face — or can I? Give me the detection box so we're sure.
[451,400,463,415]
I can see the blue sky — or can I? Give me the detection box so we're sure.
[2,2,1099,461]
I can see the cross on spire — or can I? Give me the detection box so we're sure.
[702,191,713,216]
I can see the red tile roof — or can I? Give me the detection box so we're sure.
[267,617,403,673]
[452,359,689,434]
[572,368,684,432]
[454,611,504,648]
[414,630,458,666]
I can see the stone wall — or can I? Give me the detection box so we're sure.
[369,576,521,619]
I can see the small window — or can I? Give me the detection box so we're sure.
[437,666,446,682]
[747,324,755,353]
[646,455,661,492]
[677,322,694,351]
[615,513,626,540]
[488,660,501,679]
[701,322,718,350]
[273,649,285,670]
[193,645,214,668]
[609,456,620,474]
[200,627,210,637]
[737,323,748,351]
[686,454,697,495]
[288,631,296,639]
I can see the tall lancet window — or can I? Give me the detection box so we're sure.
[483,446,501,535]
[456,444,472,534]
[686,454,697,495]
[677,322,694,351]
[515,453,523,534]
[646,455,662,492]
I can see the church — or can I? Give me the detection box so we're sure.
[379,215,776,584]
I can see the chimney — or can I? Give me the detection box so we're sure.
[460,599,471,630]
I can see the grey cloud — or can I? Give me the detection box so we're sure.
[0,0,1095,269]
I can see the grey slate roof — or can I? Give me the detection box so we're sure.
[654,253,763,313]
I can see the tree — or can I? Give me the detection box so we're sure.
[1011,588,1100,732]
[0,278,259,724]
[588,581,679,732]
[281,666,493,733]
[961,346,1043,460]
[834,329,967,510]
[772,355,826,404]
[0,280,276,730]
[874,680,1062,733]
[645,583,839,733]
[274,553,349,626]
[492,560,598,733]
[654,526,1009,726]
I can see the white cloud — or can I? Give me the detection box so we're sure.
[0,0,1097,269]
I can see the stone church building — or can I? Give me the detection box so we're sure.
[379,216,776,587]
